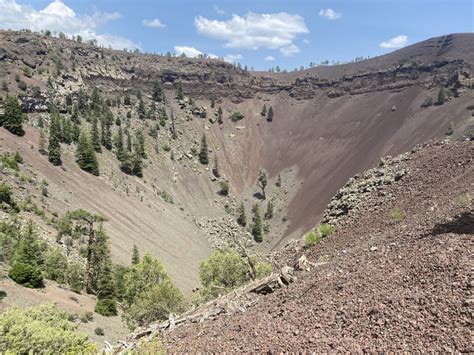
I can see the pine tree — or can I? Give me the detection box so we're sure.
[90,87,101,112]
[210,97,215,108]
[212,155,220,177]
[437,88,446,105]
[175,81,184,100]
[135,130,147,159]
[251,204,262,242]
[126,130,132,152]
[115,127,125,161]
[217,106,223,124]
[267,106,273,122]
[71,103,80,124]
[152,81,163,102]
[138,98,146,120]
[264,200,274,220]
[199,134,209,165]
[76,132,100,176]
[2,95,25,136]
[237,202,246,227]
[77,88,88,112]
[95,258,117,316]
[62,117,72,144]
[257,170,267,199]
[131,151,143,177]
[72,122,80,143]
[261,104,267,117]
[276,174,282,187]
[132,244,140,265]
[48,112,62,166]
[38,129,47,155]
[90,115,101,153]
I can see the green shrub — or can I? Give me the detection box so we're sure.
[94,327,105,336]
[318,223,335,237]
[230,111,244,122]
[0,304,96,353]
[80,312,93,323]
[389,207,405,222]
[304,231,321,246]
[95,299,117,316]
[218,181,229,196]
[9,262,43,288]
[199,248,248,300]
[43,248,68,284]
[0,183,15,206]
[255,261,273,277]
[18,81,27,91]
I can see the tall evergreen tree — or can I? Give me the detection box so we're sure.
[217,106,223,124]
[212,155,220,177]
[437,88,446,105]
[251,204,262,242]
[2,95,25,136]
[90,87,101,112]
[135,130,147,159]
[76,132,99,176]
[257,170,267,199]
[261,104,267,117]
[264,200,274,220]
[175,81,184,100]
[137,98,146,120]
[71,122,80,143]
[199,134,209,165]
[132,244,140,265]
[48,112,62,166]
[61,117,72,144]
[152,81,163,102]
[95,258,117,316]
[237,202,246,227]
[126,130,132,152]
[38,129,47,155]
[115,127,125,161]
[90,115,101,153]
[267,106,274,122]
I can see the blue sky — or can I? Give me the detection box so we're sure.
[0,0,472,70]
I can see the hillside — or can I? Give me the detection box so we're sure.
[0,29,473,296]
[146,140,472,352]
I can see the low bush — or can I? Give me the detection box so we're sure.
[95,298,117,316]
[9,262,43,288]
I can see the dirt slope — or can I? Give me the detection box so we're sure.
[161,141,473,352]
[0,31,473,292]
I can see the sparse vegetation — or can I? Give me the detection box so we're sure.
[230,111,244,122]
[389,207,405,222]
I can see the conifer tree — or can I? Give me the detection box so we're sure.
[212,155,220,177]
[437,88,445,105]
[62,117,72,144]
[76,132,99,176]
[126,130,132,152]
[265,200,274,220]
[251,204,262,242]
[267,106,274,122]
[257,170,267,199]
[210,97,215,108]
[71,102,80,124]
[175,81,184,100]
[95,258,117,316]
[38,129,47,155]
[237,202,246,227]
[115,127,125,161]
[152,81,163,102]
[138,98,146,120]
[135,130,147,159]
[132,245,140,265]
[72,122,80,143]
[217,106,223,124]
[261,104,267,117]
[48,112,62,166]
[199,134,209,165]
[90,115,101,153]
[77,88,88,112]
[2,95,25,136]
[90,87,101,112]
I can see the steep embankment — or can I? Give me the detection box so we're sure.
[0,30,473,292]
[159,140,473,352]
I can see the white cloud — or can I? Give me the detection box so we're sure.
[280,44,300,56]
[319,8,342,20]
[214,5,225,15]
[303,38,310,44]
[194,12,308,51]
[142,18,165,28]
[0,0,139,50]
[174,45,203,57]
[223,54,242,63]
[380,35,408,49]
[264,55,275,61]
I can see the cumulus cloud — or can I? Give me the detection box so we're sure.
[319,8,342,20]
[264,55,275,61]
[223,54,242,63]
[142,18,165,28]
[0,0,139,49]
[380,35,408,49]
[174,45,203,57]
[280,44,300,56]
[194,12,308,51]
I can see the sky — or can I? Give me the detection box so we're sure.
[0,0,472,70]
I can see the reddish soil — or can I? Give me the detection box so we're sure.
[162,141,473,352]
